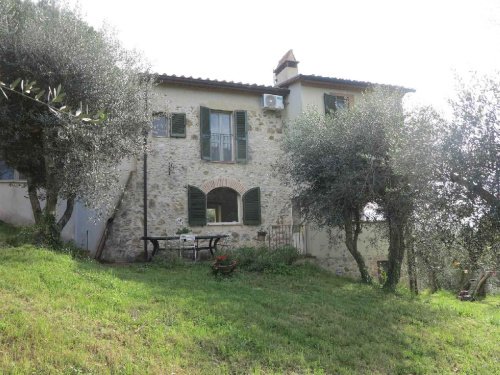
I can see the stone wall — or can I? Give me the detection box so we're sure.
[306,223,389,280]
[103,85,293,261]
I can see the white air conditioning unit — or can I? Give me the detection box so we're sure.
[262,94,284,110]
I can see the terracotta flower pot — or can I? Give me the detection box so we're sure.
[212,261,237,275]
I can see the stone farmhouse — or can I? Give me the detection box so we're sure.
[0,51,412,278]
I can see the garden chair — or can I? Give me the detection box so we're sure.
[179,234,197,260]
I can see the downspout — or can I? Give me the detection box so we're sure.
[143,134,148,260]
[143,91,149,261]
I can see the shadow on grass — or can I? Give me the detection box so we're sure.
[75,257,496,374]
[1,246,498,374]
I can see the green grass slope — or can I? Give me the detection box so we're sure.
[0,244,498,374]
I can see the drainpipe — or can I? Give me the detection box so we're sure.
[143,91,149,260]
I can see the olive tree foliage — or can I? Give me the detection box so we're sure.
[278,87,427,287]
[0,0,154,243]
[410,74,500,292]
[444,74,500,215]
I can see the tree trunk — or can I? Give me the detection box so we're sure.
[420,252,440,293]
[472,271,492,298]
[343,207,372,284]
[383,215,406,291]
[406,227,418,295]
[57,196,75,232]
[27,180,42,224]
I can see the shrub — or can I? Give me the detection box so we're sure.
[231,246,300,274]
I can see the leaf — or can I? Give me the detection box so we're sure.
[10,78,21,90]
[0,87,8,99]
[35,90,45,101]
[20,79,24,92]
[51,92,66,103]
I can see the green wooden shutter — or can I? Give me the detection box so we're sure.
[170,113,186,138]
[235,110,248,162]
[188,185,206,226]
[324,93,336,114]
[200,107,211,160]
[243,187,261,225]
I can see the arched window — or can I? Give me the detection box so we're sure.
[207,187,239,223]
[188,185,261,226]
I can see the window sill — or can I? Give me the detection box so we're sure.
[207,222,242,226]
[0,180,27,184]
[203,160,237,164]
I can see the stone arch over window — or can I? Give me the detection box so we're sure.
[200,178,247,196]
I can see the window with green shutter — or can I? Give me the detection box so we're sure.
[199,106,248,163]
[235,110,248,162]
[243,187,261,225]
[152,112,187,138]
[324,93,350,114]
[200,107,211,160]
[170,113,186,138]
[188,185,207,226]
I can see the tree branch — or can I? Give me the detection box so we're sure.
[449,172,500,209]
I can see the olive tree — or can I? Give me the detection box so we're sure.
[279,87,423,287]
[0,0,153,244]
[411,73,500,293]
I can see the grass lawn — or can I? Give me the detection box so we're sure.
[0,233,498,373]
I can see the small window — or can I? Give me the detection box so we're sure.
[324,93,350,114]
[152,112,187,138]
[152,113,168,137]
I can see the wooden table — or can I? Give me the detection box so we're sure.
[140,234,228,261]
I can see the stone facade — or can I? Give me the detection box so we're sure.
[101,53,410,283]
[103,84,293,261]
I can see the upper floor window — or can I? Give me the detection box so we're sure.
[210,112,232,162]
[324,93,350,114]
[200,107,247,163]
[152,112,186,138]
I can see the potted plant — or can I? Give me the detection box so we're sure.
[212,254,237,276]
[175,227,191,235]
[257,227,267,241]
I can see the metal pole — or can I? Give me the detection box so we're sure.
[143,138,148,260]
[143,87,149,260]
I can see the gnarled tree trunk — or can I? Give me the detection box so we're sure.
[383,213,407,292]
[343,206,372,284]
[406,227,418,295]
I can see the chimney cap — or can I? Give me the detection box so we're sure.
[274,49,299,74]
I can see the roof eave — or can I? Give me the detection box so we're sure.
[277,74,414,93]
[156,74,290,96]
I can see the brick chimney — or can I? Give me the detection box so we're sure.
[274,50,299,85]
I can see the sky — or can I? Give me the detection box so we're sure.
[70,0,500,109]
